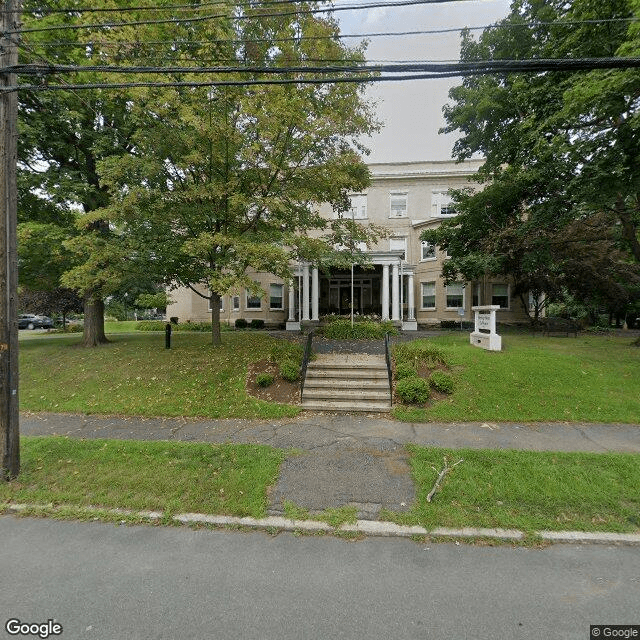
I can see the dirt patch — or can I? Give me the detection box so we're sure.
[246,359,300,406]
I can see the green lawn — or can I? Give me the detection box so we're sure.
[1,437,285,518]
[392,334,640,424]
[382,445,640,534]
[19,332,301,419]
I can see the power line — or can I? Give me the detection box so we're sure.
[11,0,469,34]
[18,17,640,51]
[16,0,390,14]
[9,57,640,76]
[5,56,640,92]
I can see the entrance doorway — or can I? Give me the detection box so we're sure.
[328,277,372,315]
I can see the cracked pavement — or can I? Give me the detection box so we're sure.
[20,412,640,519]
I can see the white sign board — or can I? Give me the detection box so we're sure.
[477,313,491,331]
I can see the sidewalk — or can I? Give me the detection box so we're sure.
[20,412,640,524]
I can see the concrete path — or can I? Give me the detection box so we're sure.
[20,412,640,521]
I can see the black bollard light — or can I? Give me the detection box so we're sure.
[165,323,172,349]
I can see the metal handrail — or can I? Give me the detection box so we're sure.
[300,330,314,401]
[384,332,393,398]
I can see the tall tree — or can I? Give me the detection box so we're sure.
[95,3,383,344]
[18,0,227,345]
[423,0,640,318]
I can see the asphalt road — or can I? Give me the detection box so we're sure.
[2,517,639,640]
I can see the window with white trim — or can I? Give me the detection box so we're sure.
[432,190,457,218]
[421,282,436,309]
[246,287,262,310]
[233,296,240,311]
[492,283,509,309]
[420,241,436,261]
[348,194,367,219]
[446,283,464,309]
[269,284,284,310]
[389,236,407,259]
[389,192,408,218]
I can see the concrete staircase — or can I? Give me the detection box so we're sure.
[301,354,392,412]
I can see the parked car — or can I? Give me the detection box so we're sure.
[18,314,54,330]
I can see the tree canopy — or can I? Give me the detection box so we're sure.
[94,3,383,343]
[423,0,640,321]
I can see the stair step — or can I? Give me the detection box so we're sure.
[309,361,386,370]
[303,388,390,401]
[304,379,389,390]
[306,369,388,380]
[301,400,391,412]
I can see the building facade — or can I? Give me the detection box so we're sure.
[167,159,531,328]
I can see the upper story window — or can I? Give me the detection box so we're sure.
[432,190,457,218]
[389,237,407,259]
[420,241,436,261]
[348,194,367,219]
[389,192,408,218]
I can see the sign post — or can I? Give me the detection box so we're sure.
[470,305,502,351]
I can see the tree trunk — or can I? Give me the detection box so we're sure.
[210,292,221,345]
[82,297,109,347]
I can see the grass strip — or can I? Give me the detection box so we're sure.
[19,332,300,419]
[391,334,640,423]
[0,437,286,519]
[383,446,640,534]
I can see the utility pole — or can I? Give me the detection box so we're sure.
[0,0,20,479]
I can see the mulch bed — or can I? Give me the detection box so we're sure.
[246,359,300,406]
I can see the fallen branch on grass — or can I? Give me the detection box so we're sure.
[426,457,464,503]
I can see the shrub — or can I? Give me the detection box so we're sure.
[320,318,398,339]
[170,317,178,324]
[250,319,265,330]
[235,318,248,329]
[440,320,458,329]
[429,370,455,394]
[256,372,274,387]
[279,360,300,382]
[396,377,430,405]
[395,363,417,380]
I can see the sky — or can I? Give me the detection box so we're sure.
[337,0,512,163]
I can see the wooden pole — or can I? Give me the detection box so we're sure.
[0,0,20,479]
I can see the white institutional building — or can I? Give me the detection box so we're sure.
[167,159,531,328]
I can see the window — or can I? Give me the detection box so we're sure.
[389,237,407,259]
[432,190,457,218]
[269,284,284,310]
[421,282,436,309]
[233,296,240,311]
[389,192,408,218]
[492,283,509,309]
[348,194,367,219]
[472,284,481,307]
[446,283,464,309]
[421,241,436,260]
[246,287,262,310]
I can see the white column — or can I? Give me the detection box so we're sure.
[408,273,415,320]
[392,263,400,321]
[302,264,310,321]
[288,281,295,321]
[381,264,390,320]
[311,267,319,321]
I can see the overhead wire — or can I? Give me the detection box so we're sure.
[9,0,470,34]
[17,17,640,51]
